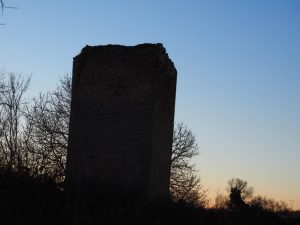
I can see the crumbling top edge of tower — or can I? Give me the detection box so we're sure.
[73,43,177,76]
[74,43,165,59]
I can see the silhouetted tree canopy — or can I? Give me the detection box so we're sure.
[214,178,293,215]
[1,72,299,225]
[250,195,291,213]
[170,123,208,207]
[0,72,30,171]
[226,178,254,210]
[0,73,207,204]
[24,75,71,182]
[228,178,254,200]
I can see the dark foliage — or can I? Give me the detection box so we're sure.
[0,167,65,225]
[227,178,253,211]
[1,167,299,225]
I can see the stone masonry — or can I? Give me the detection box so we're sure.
[65,43,177,224]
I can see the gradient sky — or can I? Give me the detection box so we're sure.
[1,0,299,209]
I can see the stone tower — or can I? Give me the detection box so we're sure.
[65,43,177,224]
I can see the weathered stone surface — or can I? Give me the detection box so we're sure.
[65,43,177,224]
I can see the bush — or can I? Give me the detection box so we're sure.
[0,167,65,225]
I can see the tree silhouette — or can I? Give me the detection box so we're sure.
[227,178,253,210]
[0,73,206,204]
[214,190,229,209]
[170,123,207,207]
[250,195,291,213]
[0,72,30,171]
[27,75,206,204]
[24,75,71,181]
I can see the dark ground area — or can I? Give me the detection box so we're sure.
[1,168,299,225]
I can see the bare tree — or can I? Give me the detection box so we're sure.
[25,75,71,181]
[170,123,208,207]
[214,190,229,209]
[24,75,206,197]
[0,72,30,170]
[1,73,207,204]
[25,75,207,204]
[226,178,254,210]
[227,178,254,201]
[0,71,5,134]
[250,195,291,213]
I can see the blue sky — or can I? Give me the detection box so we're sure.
[1,0,299,209]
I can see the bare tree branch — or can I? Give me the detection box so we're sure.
[1,0,17,25]
[170,123,208,207]
[24,75,71,182]
[1,0,17,12]
[1,73,208,205]
[0,72,30,171]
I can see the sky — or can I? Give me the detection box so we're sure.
[1,0,299,209]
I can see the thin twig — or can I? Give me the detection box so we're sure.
[1,0,17,14]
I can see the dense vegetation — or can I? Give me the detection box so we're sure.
[1,169,299,225]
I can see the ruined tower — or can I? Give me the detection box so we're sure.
[65,43,177,224]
